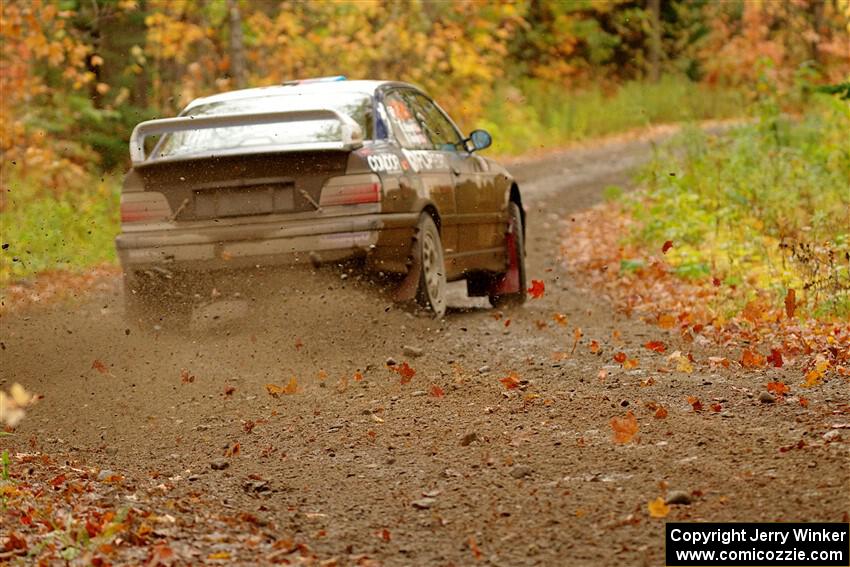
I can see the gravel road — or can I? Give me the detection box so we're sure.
[2,128,847,566]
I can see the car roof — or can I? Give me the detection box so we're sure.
[184,80,419,111]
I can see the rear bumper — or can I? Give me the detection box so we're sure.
[116,212,418,273]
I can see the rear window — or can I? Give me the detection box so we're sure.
[154,92,373,158]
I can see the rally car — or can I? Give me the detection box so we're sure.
[116,76,527,324]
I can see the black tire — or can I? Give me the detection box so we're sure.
[414,214,447,318]
[489,202,527,307]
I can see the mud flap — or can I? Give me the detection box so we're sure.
[488,222,521,296]
[392,228,421,302]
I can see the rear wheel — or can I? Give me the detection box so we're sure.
[414,214,447,318]
[489,202,527,307]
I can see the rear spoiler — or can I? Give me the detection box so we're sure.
[129,109,364,165]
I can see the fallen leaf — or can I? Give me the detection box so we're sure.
[265,383,285,397]
[223,386,235,396]
[429,384,445,398]
[803,358,830,387]
[661,240,673,254]
[528,279,545,299]
[799,397,809,408]
[597,369,607,381]
[784,288,796,319]
[644,341,667,353]
[710,403,722,412]
[668,351,694,373]
[378,529,391,542]
[294,338,304,351]
[353,371,363,382]
[648,497,670,518]
[570,327,582,354]
[534,320,548,329]
[687,396,703,412]
[610,410,638,444]
[468,536,482,561]
[657,314,676,329]
[623,358,639,369]
[318,369,328,381]
[91,359,109,375]
[766,381,790,397]
[589,340,600,354]
[767,349,784,368]
[741,349,766,369]
[553,313,568,325]
[180,368,195,384]
[641,377,655,387]
[614,352,627,364]
[394,362,416,384]
[208,551,231,560]
[654,405,668,419]
[284,377,298,394]
[499,372,520,390]
[504,318,511,327]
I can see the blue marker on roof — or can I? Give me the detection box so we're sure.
[283,76,347,86]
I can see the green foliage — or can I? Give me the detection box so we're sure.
[482,75,745,155]
[1,173,121,282]
[630,94,850,317]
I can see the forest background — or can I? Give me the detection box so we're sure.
[0,0,848,294]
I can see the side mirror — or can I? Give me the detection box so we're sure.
[468,129,492,152]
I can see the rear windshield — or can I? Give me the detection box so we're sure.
[154,92,373,158]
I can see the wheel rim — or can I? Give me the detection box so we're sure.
[421,228,445,309]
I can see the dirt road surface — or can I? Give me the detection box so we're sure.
[2,129,848,566]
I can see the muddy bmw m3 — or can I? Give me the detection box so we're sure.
[116,77,526,325]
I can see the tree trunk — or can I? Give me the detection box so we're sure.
[227,0,246,88]
[648,0,661,82]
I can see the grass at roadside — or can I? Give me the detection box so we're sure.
[629,93,850,319]
[0,174,121,284]
[482,75,745,155]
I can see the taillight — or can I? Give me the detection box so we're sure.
[120,192,173,223]
[319,173,381,207]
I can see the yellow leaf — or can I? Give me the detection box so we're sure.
[648,497,670,518]
[284,376,298,394]
[207,551,231,560]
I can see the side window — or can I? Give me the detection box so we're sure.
[405,92,463,152]
[383,91,430,150]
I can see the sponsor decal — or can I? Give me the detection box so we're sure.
[401,149,448,172]
[367,153,401,172]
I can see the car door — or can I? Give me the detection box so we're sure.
[382,89,458,262]
[405,92,503,266]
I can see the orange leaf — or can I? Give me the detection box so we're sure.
[687,396,702,412]
[534,320,548,329]
[648,497,670,518]
[504,318,511,327]
[499,372,520,390]
[528,279,545,299]
[395,362,416,384]
[657,314,676,329]
[468,536,482,561]
[265,383,285,397]
[378,529,391,542]
[553,313,567,326]
[610,410,638,444]
[784,288,796,319]
[623,358,639,369]
[766,349,784,368]
[284,377,298,394]
[654,405,668,419]
[661,240,673,254]
[294,338,304,351]
[613,352,627,364]
[180,368,195,384]
[710,403,722,412]
[429,384,445,398]
[589,340,600,354]
[766,381,790,396]
[799,397,809,408]
[317,369,328,381]
[741,349,766,369]
[644,341,667,353]
[353,371,363,382]
[91,359,109,375]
